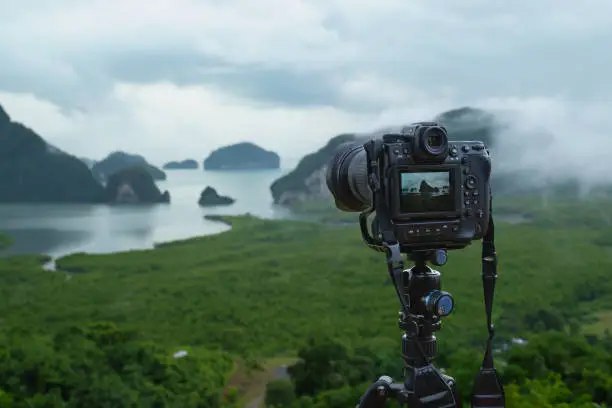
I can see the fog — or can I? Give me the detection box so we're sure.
[348,99,612,197]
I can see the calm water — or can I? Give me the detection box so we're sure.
[0,168,296,259]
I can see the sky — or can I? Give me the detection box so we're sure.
[1,0,612,183]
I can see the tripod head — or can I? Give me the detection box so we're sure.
[356,218,505,408]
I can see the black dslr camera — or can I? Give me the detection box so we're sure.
[326,121,491,252]
[326,122,504,408]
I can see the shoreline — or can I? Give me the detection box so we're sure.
[3,207,535,273]
[40,214,237,272]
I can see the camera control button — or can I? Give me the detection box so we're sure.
[477,210,484,218]
[450,147,458,156]
[461,145,470,152]
[461,157,469,165]
[394,148,400,155]
[465,175,477,189]
[452,226,459,232]
[425,228,431,234]
[465,209,473,217]
[465,200,470,205]
[474,199,478,205]
[472,190,479,196]
[472,144,485,151]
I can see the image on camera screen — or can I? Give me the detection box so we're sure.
[400,171,454,213]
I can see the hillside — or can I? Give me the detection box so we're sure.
[270,133,357,205]
[92,151,167,183]
[1,196,612,405]
[0,104,105,203]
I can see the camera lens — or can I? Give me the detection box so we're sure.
[326,142,372,212]
[422,127,448,156]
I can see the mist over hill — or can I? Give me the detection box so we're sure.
[271,106,611,205]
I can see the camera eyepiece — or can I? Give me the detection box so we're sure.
[420,126,448,157]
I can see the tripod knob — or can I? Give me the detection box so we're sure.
[424,290,454,317]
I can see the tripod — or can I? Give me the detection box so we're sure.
[357,249,460,408]
[355,214,505,407]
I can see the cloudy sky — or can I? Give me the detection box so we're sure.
[1,1,612,176]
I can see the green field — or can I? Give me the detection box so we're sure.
[1,196,612,406]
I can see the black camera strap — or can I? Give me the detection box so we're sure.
[470,195,505,407]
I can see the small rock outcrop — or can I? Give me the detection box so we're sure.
[92,151,166,183]
[198,186,235,206]
[104,166,170,204]
[0,103,105,203]
[203,142,280,170]
[163,159,198,170]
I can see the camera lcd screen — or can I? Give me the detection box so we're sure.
[399,170,454,213]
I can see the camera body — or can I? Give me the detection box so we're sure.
[368,122,491,251]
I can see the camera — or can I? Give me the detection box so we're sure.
[326,121,491,251]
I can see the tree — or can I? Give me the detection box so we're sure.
[265,380,296,407]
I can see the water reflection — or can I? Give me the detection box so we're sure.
[0,168,293,259]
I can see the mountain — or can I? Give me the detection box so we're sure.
[270,134,357,205]
[0,104,105,203]
[79,157,97,169]
[92,152,166,183]
[434,107,503,147]
[163,159,198,170]
[203,142,280,170]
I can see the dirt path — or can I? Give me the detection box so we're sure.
[245,395,264,408]
[226,358,294,408]
[243,364,290,408]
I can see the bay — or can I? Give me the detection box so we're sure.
[0,167,296,259]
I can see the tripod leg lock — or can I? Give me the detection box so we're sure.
[356,376,395,408]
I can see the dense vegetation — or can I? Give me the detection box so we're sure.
[1,195,612,406]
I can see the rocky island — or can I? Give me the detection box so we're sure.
[270,133,356,205]
[163,159,198,170]
[0,103,105,203]
[104,166,170,204]
[92,151,166,183]
[198,187,235,206]
[203,142,280,170]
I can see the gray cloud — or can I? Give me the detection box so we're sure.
[1,0,612,181]
[2,0,612,112]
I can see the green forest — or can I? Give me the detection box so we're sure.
[1,195,612,407]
